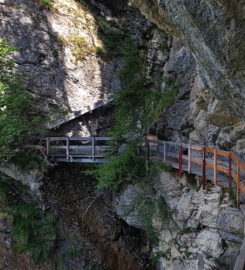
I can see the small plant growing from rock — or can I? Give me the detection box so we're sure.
[39,0,54,8]
[150,249,171,263]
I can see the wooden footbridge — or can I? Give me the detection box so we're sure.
[44,136,245,207]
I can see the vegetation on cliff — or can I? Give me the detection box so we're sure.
[0,39,45,167]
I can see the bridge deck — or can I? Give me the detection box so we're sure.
[44,137,245,206]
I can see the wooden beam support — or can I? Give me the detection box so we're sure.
[178,144,183,177]
[202,147,206,190]
[237,162,241,208]
[188,144,191,174]
[214,149,217,185]
[229,155,232,192]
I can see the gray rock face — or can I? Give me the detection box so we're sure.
[0,0,118,120]
[129,0,245,120]
[116,171,244,270]
[216,208,244,236]
[0,164,43,200]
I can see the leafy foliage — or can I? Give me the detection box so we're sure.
[150,249,171,264]
[87,31,176,191]
[6,204,57,264]
[0,38,45,166]
[0,176,58,264]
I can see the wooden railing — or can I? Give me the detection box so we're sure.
[45,137,245,207]
[148,139,245,207]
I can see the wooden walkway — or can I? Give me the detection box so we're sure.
[45,136,245,206]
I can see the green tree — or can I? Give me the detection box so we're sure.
[88,35,177,191]
[0,38,44,165]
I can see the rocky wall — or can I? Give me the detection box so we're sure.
[115,171,245,270]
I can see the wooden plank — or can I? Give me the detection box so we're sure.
[190,158,203,166]
[216,149,230,158]
[205,161,229,175]
[202,147,206,190]
[231,154,245,171]
[191,145,203,151]
[230,153,245,172]
[188,144,191,174]
[229,157,232,191]
[237,162,241,207]
[205,147,215,154]
[214,149,217,185]
[178,144,183,177]
[240,183,245,194]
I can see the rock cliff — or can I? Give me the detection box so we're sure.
[116,171,245,270]
[129,0,245,157]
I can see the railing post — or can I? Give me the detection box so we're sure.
[214,149,217,185]
[188,144,191,174]
[178,144,183,177]
[202,147,206,190]
[237,162,241,208]
[46,137,50,156]
[92,137,95,160]
[66,137,70,160]
[229,154,232,192]
[163,141,166,163]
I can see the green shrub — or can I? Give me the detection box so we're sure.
[6,204,57,264]
[150,249,171,263]
[87,33,176,191]
[0,38,45,166]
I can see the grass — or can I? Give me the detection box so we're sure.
[39,0,54,8]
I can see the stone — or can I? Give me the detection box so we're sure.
[217,122,245,150]
[194,229,223,258]
[216,207,245,236]
[0,163,43,200]
[155,170,183,198]
[206,99,240,127]
[114,185,145,229]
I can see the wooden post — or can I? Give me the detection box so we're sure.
[237,162,241,208]
[46,137,50,156]
[188,144,191,174]
[66,137,70,160]
[202,147,206,190]
[214,149,217,185]
[163,141,166,163]
[92,137,95,160]
[229,155,232,192]
[178,144,183,177]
